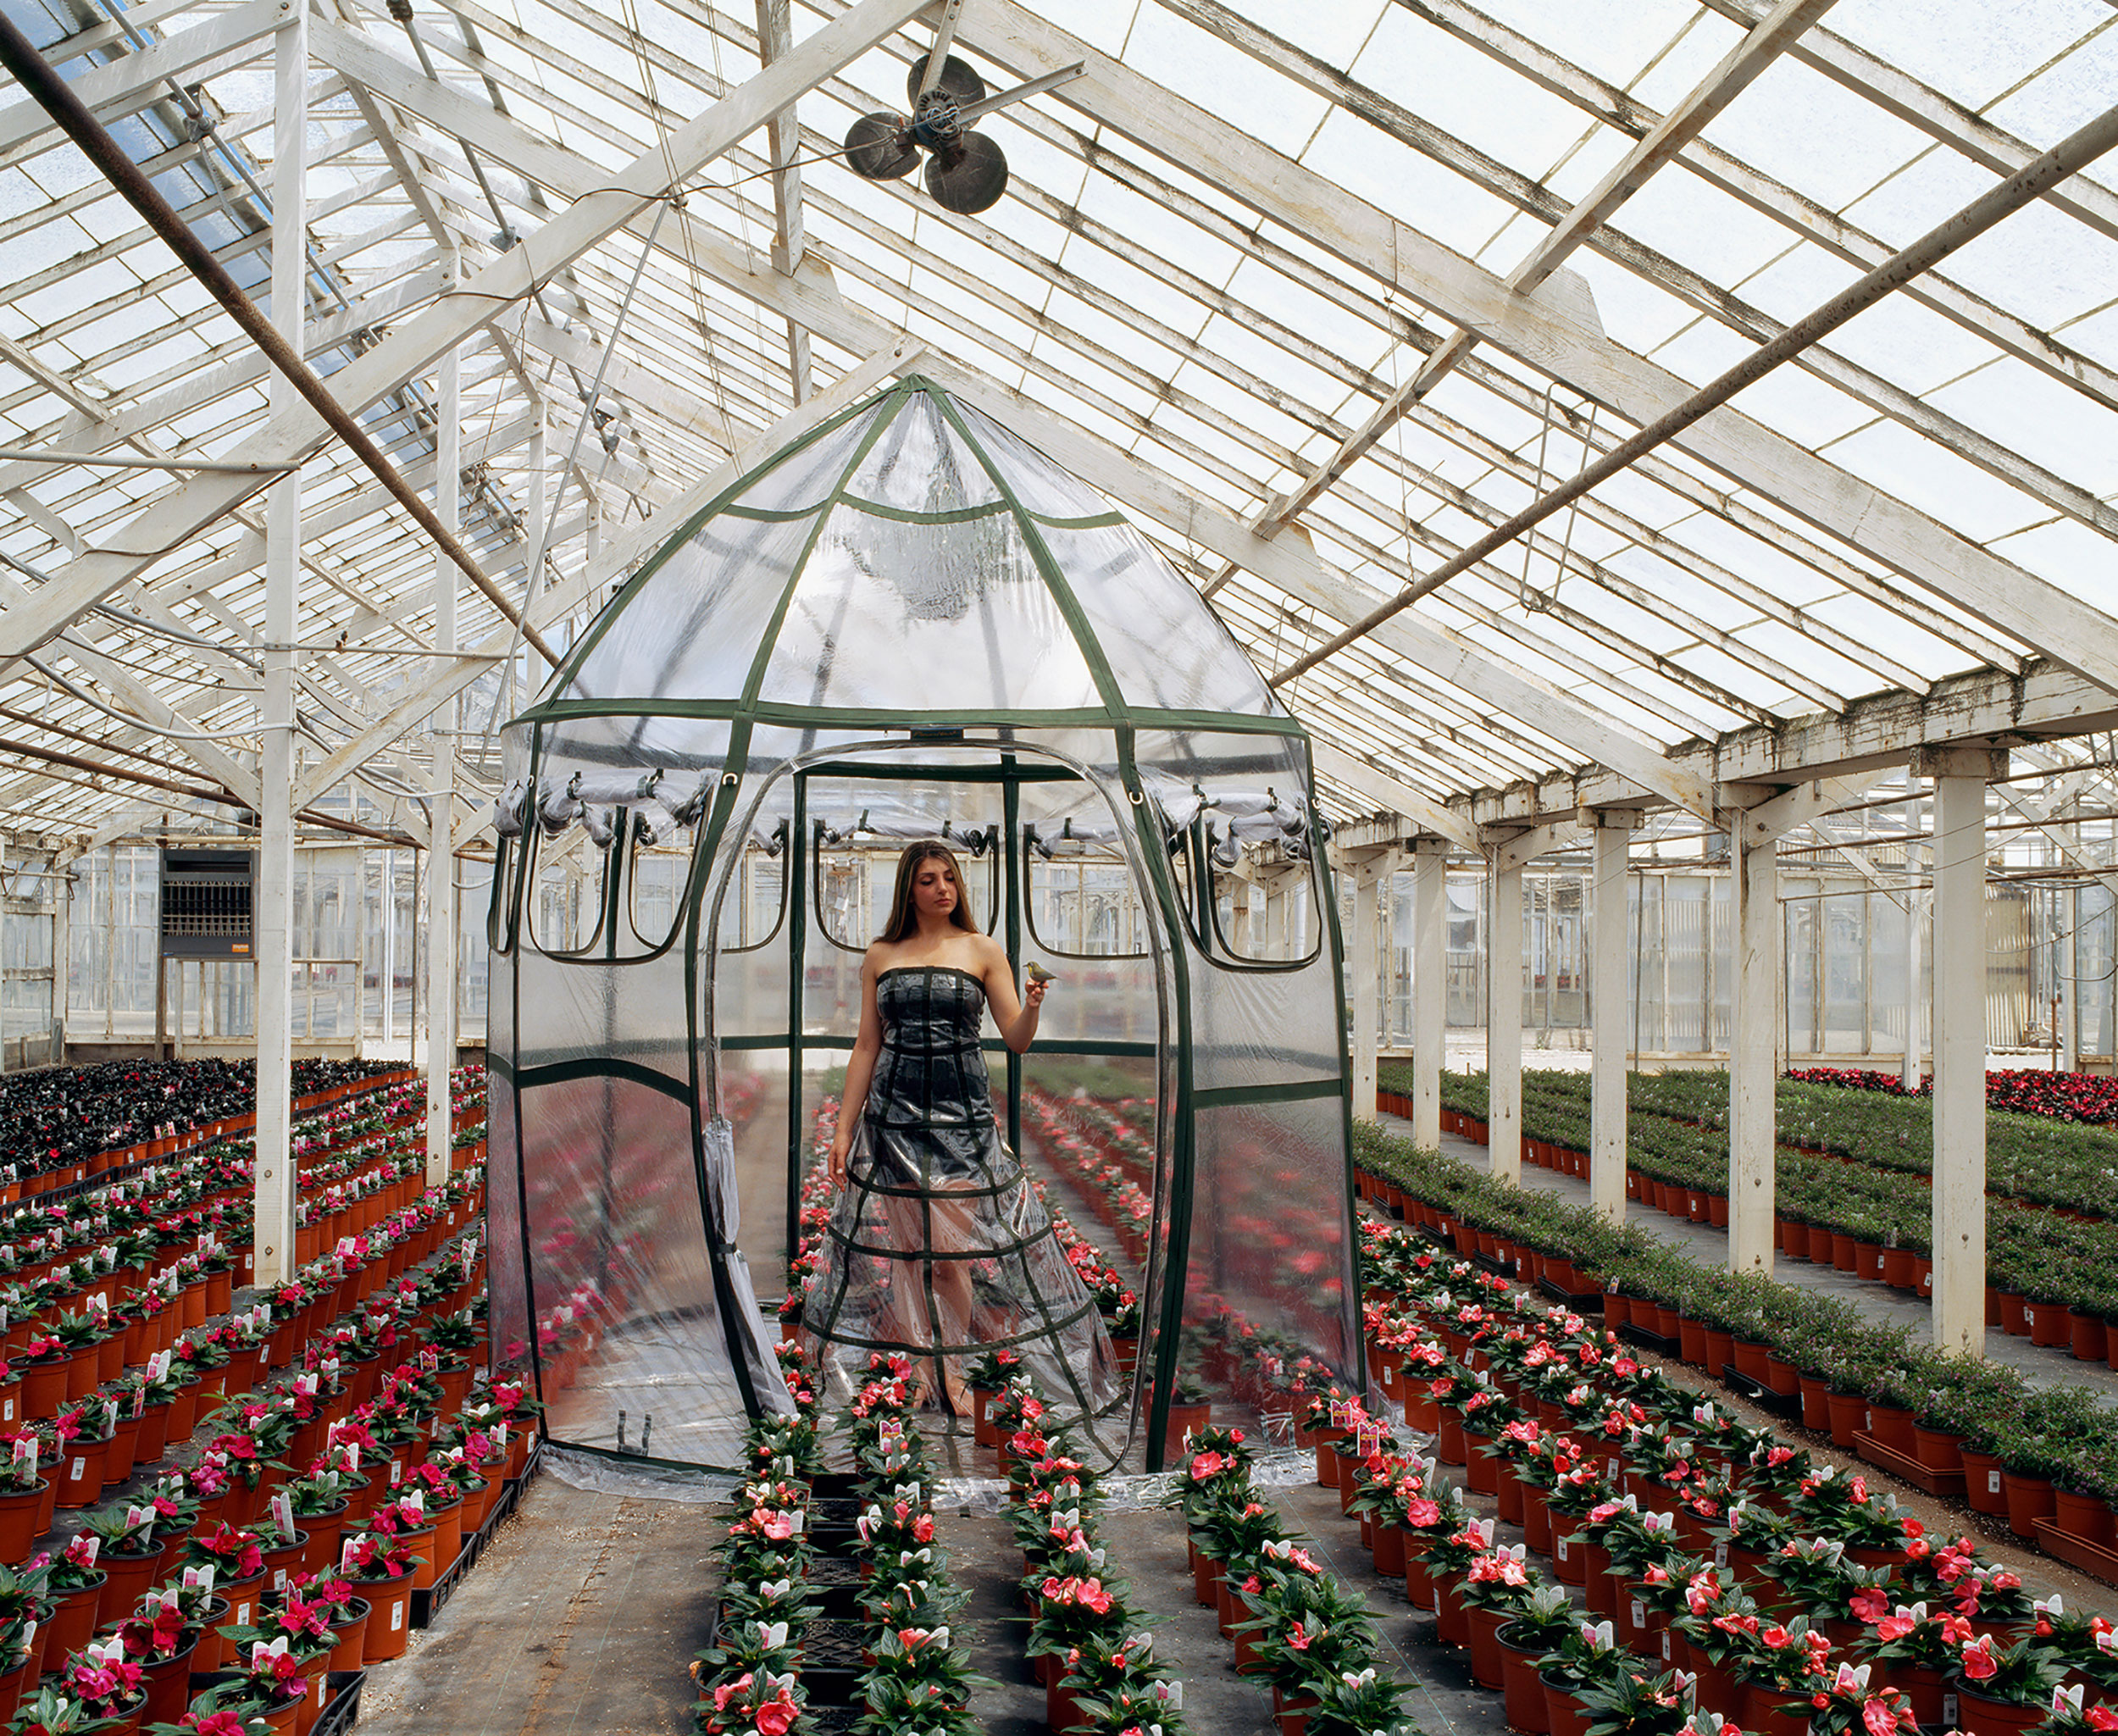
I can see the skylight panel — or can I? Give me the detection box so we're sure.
[1301,107,1515,258]
[1700,57,1932,214]
[1927,359,2118,500]
[1124,4,1333,158]
[1943,200,2118,333]
[1472,0,1704,96]
[1349,2,1598,186]
[1820,419,2049,546]
[1832,0,2110,114]
[1990,519,2118,620]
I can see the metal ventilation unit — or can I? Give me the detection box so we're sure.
[158,848,255,959]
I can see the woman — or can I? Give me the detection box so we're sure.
[801,839,1117,1423]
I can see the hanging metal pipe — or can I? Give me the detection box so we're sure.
[0,8,563,669]
[1273,97,2118,687]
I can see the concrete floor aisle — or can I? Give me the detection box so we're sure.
[1389,1112,2118,1399]
[360,1474,716,1735]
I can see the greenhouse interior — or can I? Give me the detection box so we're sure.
[0,0,2116,1732]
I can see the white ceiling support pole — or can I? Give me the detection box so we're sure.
[1410,840,1448,1152]
[1902,774,1924,1093]
[1486,848,1522,1184]
[1589,812,1635,1220]
[1726,803,1781,1274]
[425,313,463,1190]
[1346,848,1394,1127]
[1923,745,2001,1356]
[524,417,549,698]
[2061,880,2079,1075]
[253,0,305,1292]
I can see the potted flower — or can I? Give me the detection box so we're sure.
[109,1597,199,1728]
[1494,1580,1577,1733]
[1538,1616,1632,1736]
[336,1524,423,1663]
[1952,1633,2065,1735]
[1862,1600,1969,1727]
[49,1637,147,1730]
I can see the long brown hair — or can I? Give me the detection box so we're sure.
[878,840,981,943]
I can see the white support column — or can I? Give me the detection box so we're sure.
[254,3,305,1290]
[1590,814,1634,1219]
[1727,813,1779,1273]
[2062,882,2080,1073]
[1350,858,1382,1124]
[1903,776,1925,1092]
[1411,840,1448,1151]
[1488,853,1522,1184]
[425,319,463,1190]
[1345,848,1399,1126]
[1926,746,1999,1355]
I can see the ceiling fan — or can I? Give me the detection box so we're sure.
[842,8,1083,216]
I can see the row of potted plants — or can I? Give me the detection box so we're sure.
[0,1179,535,1733]
[1305,1221,2116,1735]
[1392,1063,2118,1362]
[1352,1123,2118,1582]
[691,1338,986,1736]
[1394,1061,2118,1224]
[990,1371,1188,1736]
[0,1057,409,1191]
[1785,1066,2118,1129]
[1162,1413,1414,1736]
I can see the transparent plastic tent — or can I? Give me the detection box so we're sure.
[483,380,1361,1473]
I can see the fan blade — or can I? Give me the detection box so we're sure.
[924,131,1006,215]
[844,113,919,181]
[907,52,984,110]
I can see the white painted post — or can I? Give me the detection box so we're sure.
[1411,841,1447,1151]
[425,319,463,1189]
[1590,815,1633,1219]
[254,1,305,1290]
[1903,777,1924,1092]
[1727,817,1778,1273]
[1927,747,1998,1355]
[1488,854,1522,1184]
[1350,857,1382,1124]
[2062,882,2080,1074]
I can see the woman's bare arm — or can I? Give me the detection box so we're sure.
[981,935,1046,1054]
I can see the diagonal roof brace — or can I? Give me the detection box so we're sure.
[1272,95,2118,690]
[0,0,937,677]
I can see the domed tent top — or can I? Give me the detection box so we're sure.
[530,380,1283,746]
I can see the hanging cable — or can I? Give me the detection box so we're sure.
[25,654,262,742]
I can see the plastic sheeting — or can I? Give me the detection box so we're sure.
[488,380,1361,1476]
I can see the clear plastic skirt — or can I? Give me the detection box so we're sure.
[797,1108,1122,1438]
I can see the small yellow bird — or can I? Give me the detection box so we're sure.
[1025,962,1058,984]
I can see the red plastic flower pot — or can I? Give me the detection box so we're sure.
[2002,1469,2056,1539]
[42,1572,106,1661]
[1960,1448,2008,1516]
[93,1543,162,1627]
[0,1481,45,1564]
[53,1434,111,1509]
[136,1635,199,1728]
[326,1599,370,1672]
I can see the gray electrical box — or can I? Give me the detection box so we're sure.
[159,848,255,959]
